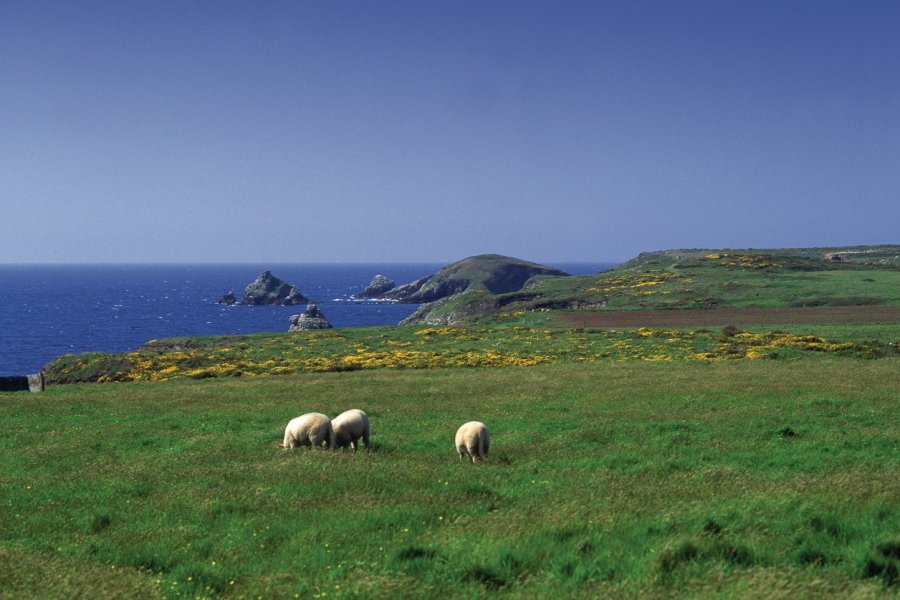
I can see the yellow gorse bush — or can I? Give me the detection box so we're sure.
[702,253,781,270]
[415,327,455,336]
[582,272,683,294]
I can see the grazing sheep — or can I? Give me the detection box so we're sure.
[455,421,490,463]
[278,413,335,450]
[332,409,370,451]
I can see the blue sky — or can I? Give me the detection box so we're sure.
[1,1,898,263]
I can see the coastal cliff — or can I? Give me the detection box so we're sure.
[372,254,568,304]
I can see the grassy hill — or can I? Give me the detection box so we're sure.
[378,254,568,307]
[406,245,900,325]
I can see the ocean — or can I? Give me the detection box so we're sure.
[0,262,614,376]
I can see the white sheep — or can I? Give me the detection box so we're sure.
[455,421,490,463]
[332,409,370,451]
[278,413,336,450]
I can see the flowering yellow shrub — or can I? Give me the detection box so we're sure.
[702,253,780,270]
[582,271,683,294]
[415,327,456,336]
[692,331,862,362]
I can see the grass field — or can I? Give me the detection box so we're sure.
[2,359,899,598]
[556,306,900,328]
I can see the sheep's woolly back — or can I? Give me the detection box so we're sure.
[332,409,370,449]
[455,421,490,462]
[282,412,335,449]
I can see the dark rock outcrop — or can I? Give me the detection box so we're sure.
[289,303,332,331]
[0,376,30,392]
[282,287,308,306]
[240,271,308,306]
[217,291,237,305]
[383,276,469,304]
[376,254,568,304]
[356,274,396,299]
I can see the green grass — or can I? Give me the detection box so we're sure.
[710,268,900,309]
[2,359,899,598]
[565,254,900,312]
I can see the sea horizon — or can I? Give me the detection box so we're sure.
[0,260,622,267]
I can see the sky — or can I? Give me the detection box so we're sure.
[1,1,898,264]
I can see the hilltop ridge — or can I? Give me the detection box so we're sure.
[401,245,900,325]
[617,245,900,270]
[369,254,568,305]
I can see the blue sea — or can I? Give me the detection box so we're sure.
[0,263,613,376]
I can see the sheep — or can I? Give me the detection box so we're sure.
[332,409,370,452]
[455,421,490,463]
[278,413,336,450]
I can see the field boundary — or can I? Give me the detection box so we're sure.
[558,305,900,328]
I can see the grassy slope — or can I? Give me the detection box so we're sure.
[385,254,567,310]
[42,323,900,384]
[2,360,899,598]
[432,254,566,288]
[414,246,900,324]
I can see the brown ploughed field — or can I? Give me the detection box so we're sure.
[558,305,900,328]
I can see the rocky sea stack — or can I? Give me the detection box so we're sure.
[289,303,332,331]
[357,274,396,299]
[217,291,238,305]
[240,271,308,306]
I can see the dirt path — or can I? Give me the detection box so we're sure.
[558,306,900,328]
